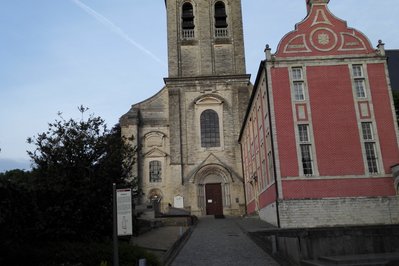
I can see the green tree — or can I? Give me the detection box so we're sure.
[26,106,137,240]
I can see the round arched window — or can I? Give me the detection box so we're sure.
[200,109,220,147]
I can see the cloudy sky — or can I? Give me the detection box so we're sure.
[1,0,398,172]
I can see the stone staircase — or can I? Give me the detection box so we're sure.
[301,253,399,266]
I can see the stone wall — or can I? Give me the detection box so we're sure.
[279,196,399,228]
[250,224,399,265]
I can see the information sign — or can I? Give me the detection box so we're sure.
[116,189,133,236]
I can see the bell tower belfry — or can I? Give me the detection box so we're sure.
[165,0,247,77]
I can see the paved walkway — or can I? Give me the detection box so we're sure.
[131,226,188,262]
[171,216,281,266]
[132,226,188,251]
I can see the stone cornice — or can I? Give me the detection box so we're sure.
[164,74,251,86]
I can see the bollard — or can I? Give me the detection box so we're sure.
[139,258,147,266]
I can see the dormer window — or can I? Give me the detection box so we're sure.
[182,3,195,39]
[214,1,228,37]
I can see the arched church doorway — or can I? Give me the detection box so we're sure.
[193,164,233,217]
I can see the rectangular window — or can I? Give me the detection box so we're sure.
[353,65,363,78]
[365,142,378,173]
[361,122,374,140]
[149,161,162,182]
[352,65,367,99]
[361,122,378,174]
[298,124,309,142]
[300,144,313,176]
[292,67,306,101]
[355,79,366,98]
[294,82,305,101]
[292,67,303,80]
[298,124,313,176]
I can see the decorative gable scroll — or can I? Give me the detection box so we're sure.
[276,1,375,57]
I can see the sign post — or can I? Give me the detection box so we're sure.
[112,183,119,266]
[116,188,133,236]
[113,184,133,266]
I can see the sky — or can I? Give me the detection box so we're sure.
[1,0,398,172]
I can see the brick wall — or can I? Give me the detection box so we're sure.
[307,65,364,176]
[271,67,298,177]
[368,63,399,173]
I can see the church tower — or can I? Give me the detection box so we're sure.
[121,0,251,217]
[165,0,247,77]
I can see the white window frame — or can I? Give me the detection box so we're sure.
[361,122,379,174]
[291,67,306,101]
[292,67,303,80]
[298,124,314,176]
[364,142,379,174]
[352,64,367,99]
[355,79,367,98]
[352,65,363,78]
[300,144,314,176]
[298,124,310,142]
[361,122,374,141]
[294,82,305,101]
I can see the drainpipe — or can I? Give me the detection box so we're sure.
[264,45,281,228]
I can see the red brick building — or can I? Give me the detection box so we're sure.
[239,0,399,228]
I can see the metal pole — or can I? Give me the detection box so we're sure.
[113,183,120,266]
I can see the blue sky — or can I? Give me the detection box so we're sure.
[1,0,398,172]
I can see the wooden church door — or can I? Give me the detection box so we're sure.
[205,183,223,216]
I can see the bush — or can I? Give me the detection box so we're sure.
[0,241,160,266]
[0,175,39,244]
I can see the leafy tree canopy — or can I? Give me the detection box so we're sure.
[23,106,137,240]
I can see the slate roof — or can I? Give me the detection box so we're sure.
[387,50,399,91]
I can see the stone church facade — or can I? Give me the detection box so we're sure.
[120,0,251,217]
